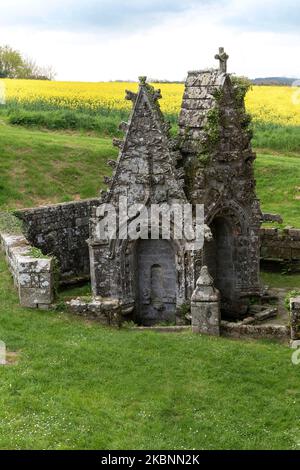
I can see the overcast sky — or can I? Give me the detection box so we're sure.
[0,0,299,81]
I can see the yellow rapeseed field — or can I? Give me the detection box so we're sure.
[1,78,300,125]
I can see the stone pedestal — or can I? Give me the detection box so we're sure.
[290,296,300,341]
[191,266,221,336]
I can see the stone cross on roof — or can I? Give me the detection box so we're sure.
[215,47,229,74]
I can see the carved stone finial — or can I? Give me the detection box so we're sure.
[119,121,128,133]
[125,90,137,102]
[153,89,162,101]
[138,76,147,85]
[107,159,117,169]
[192,266,220,302]
[215,47,229,74]
[196,266,214,287]
[112,138,124,149]
[103,176,112,185]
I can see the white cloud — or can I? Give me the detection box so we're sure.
[0,0,299,81]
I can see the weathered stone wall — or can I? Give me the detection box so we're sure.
[260,228,300,270]
[16,199,101,281]
[0,232,54,308]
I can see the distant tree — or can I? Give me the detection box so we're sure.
[0,45,55,80]
[0,45,24,78]
[20,58,56,80]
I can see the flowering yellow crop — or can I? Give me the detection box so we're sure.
[245,85,300,126]
[1,78,300,126]
[1,79,183,115]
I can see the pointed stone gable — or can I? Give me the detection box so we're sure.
[179,69,261,225]
[102,77,186,208]
[179,62,262,313]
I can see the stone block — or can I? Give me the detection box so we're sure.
[191,267,221,336]
[0,231,55,310]
[19,287,53,308]
[191,301,221,335]
[18,257,52,274]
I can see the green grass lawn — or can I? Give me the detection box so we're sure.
[0,121,116,209]
[0,253,299,450]
[255,151,300,227]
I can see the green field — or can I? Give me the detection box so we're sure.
[0,117,299,449]
[0,121,116,209]
[256,151,300,227]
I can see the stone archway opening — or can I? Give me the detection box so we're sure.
[204,216,236,319]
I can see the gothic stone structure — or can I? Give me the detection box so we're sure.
[89,50,262,325]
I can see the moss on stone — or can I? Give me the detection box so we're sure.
[197,153,210,167]
[231,75,252,105]
[25,246,50,259]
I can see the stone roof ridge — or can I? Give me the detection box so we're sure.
[187,68,217,75]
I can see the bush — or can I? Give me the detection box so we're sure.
[4,106,300,154]
[7,109,124,137]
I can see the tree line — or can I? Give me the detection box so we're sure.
[0,45,55,80]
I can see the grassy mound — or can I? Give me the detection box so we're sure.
[0,122,117,209]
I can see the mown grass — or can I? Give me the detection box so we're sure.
[0,121,116,209]
[0,253,300,450]
[261,271,300,289]
[255,152,300,227]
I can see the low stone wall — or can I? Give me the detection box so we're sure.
[260,228,300,270]
[221,320,289,341]
[16,198,101,281]
[15,202,300,283]
[0,232,54,309]
[66,297,134,326]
